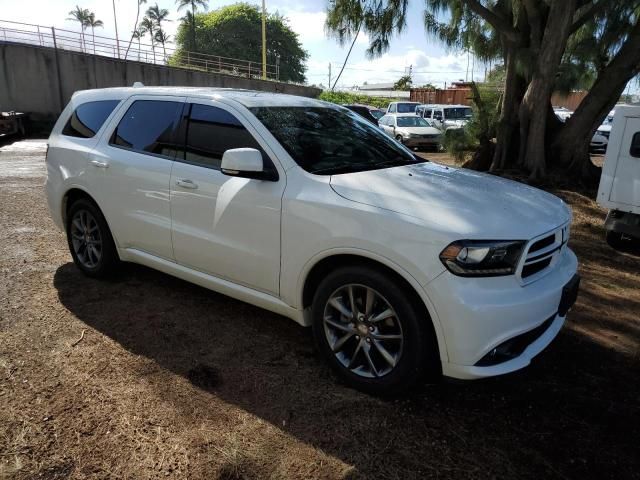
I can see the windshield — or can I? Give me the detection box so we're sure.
[250,106,425,175]
[396,103,419,113]
[370,109,384,120]
[397,116,430,128]
[444,107,472,120]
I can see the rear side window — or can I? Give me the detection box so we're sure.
[181,104,264,170]
[62,100,120,138]
[630,132,640,158]
[110,100,183,158]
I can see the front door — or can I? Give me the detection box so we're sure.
[169,99,284,295]
[610,117,640,208]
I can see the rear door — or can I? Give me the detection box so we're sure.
[89,95,185,260]
[169,99,285,295]
[610,117,640,208]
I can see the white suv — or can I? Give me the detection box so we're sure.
[46,86,580,394]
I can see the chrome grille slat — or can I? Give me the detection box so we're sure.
[517,223,570,284]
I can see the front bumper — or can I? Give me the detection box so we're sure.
[403,136,442,147]
[426,247,578,379]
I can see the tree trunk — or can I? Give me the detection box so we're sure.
[518,0,576,180]
[553,19,640,181]
[125,2,141,60]
[192,3,197,51]
[490,43,523,171]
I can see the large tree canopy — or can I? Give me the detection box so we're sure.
[174,3,309,83]
[326,0,640,183]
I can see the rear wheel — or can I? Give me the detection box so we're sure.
[312,266,437,395]
[66,198,119,277]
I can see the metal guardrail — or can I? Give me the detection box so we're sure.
[0,19,280,80]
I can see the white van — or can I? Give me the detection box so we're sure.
[416,104,472,131]
[596,105,640,247]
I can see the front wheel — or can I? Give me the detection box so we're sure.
[395,134,404,143]
[312,266,438,395]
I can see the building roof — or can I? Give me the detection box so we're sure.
[359,82,396,90]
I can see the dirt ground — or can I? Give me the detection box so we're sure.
[0,139,638,479]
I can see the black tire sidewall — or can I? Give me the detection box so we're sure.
[312,266,436,395]
[66,198,119,278]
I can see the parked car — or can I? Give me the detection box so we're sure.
[378,113,442,149]
[416,104,472,131]
[553,107,573,122]
[343,104,384,125]
[590,132,608,152]
[597,105,640,248]
[554,107,609,152]
[386,101,421,114]
[46,86,579,394]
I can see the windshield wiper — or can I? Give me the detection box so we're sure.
[311,163,376,175]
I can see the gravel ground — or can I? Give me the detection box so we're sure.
[0,138,638,479]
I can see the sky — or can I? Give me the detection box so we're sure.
[0,0,484,89]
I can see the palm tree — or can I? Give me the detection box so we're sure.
[140,16,156,63]
[131,27,145,61]
[154,29,171,62]
[85,12,104,55]
[125,0,148,60]
[176,0,207,51]
[67,5,90,53]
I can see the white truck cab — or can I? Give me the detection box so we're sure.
[597,105,640,247]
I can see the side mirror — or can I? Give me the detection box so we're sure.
[221,148,277,181]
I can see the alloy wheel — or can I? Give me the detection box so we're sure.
[70,209,103,269]
[322,284,404,378]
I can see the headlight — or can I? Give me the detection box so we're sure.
[439,240,525,277]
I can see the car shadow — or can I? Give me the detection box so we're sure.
[53,262,639,479]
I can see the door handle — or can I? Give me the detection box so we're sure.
[90,159,109,168]
[176,179,198,189]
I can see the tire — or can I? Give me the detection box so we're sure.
[395,134,404,143]
[311,266,438,395]
[66,198,119,278]
[606,230,625,250]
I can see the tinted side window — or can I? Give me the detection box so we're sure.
[425,109,432,118]
[182,104,263,170]
[62,100,120,138]
[631,132,640,158]
[110,100,183,158]
[433,110,443,120]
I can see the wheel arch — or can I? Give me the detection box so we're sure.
[299,251,448,363]
[62,187,119,247]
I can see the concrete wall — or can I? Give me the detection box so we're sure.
[0,42,321,124]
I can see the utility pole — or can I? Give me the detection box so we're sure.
[261,0,267,79]
[112,0,120,59]
[328,63,331,90]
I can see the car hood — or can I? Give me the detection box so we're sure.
[329,162,570,240]
[397,126,442,135]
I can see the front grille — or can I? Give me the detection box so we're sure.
[518,224,569,283]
